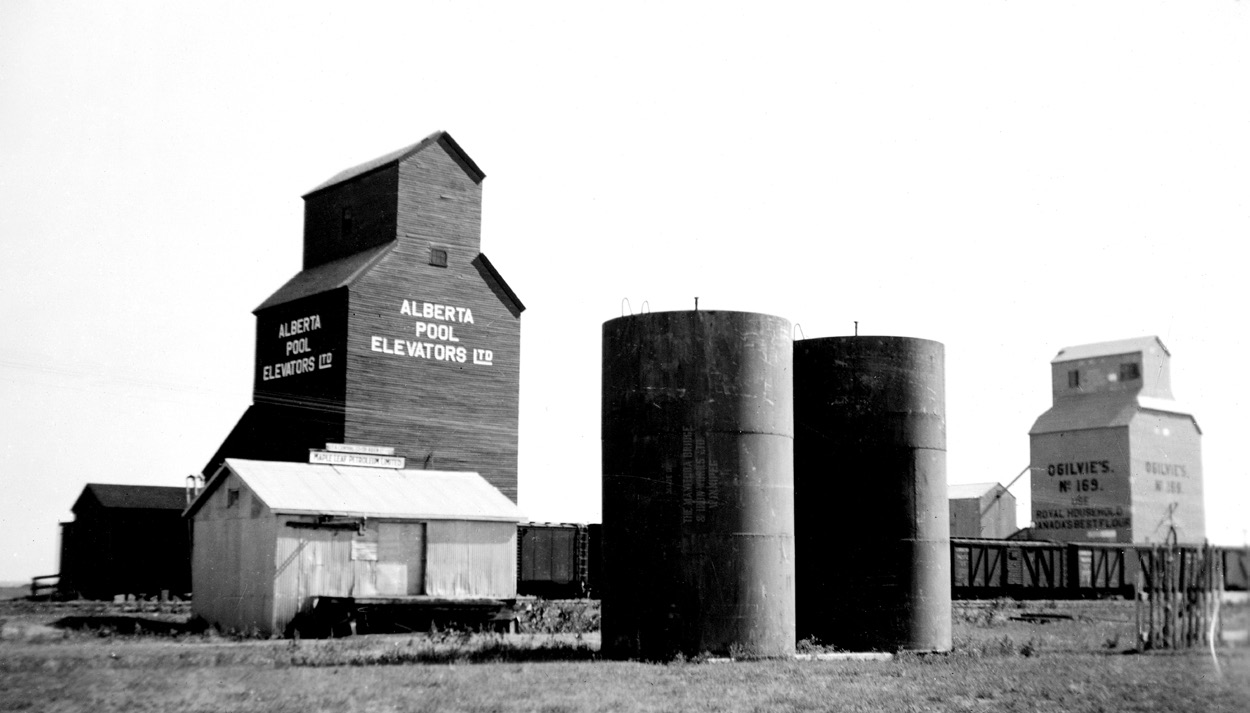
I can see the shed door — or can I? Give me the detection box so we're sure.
[297,528,353,602]
[377,522,426,595]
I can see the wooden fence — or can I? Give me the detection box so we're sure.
[1136,543,1223,651]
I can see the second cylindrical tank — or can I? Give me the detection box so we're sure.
[794,336,951,652]
[601,311,795,659]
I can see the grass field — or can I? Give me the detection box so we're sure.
[0,585,29,602]
[2,598,1247,712]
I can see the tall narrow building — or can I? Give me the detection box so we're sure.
[205,132,523,501]
[1029,337,1203,544]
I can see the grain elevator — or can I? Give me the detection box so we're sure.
[203,132,524,500]
[1029,336,1203,544]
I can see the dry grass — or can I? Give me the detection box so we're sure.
[1,599,1247,712]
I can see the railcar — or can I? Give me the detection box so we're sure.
[516,523,599,598]
[951,537,1248,599]
[515,528,1245,601]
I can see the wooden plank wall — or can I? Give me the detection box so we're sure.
[344,142,520,501]
[302,164,399,269]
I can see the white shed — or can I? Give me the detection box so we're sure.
[185,458,523,635]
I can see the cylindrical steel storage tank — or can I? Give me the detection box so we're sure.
[601,311,795,659]
[794,336,950,652]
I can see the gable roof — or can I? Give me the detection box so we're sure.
[186,458,523,523]
[75,484,188,513]
[1029,393,1201,435]
[256,241,394,312]
[303,131,485,197]
[1052,336,1169,363]
[253,245,524,316]
[1029,396,1138,435]
[472,253,525,317]
[948,482,1006,500]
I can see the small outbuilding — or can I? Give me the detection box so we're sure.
[59,484,191,600]
[949,482,1017,539]
[185,458,523,636]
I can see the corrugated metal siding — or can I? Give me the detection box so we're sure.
[191,517,225,625]
[272,524,303,632]
[425,520,516,598]
[376,522,426,595]
[348,522,425,597]
[202,507,511,634]
[350,524,381,596]
[190,472,277,633]
[273,519,355,632]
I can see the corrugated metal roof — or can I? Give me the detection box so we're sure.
[187,459,523,522]
[303,131,484,197]
[77,484,187,512]
[1051,336,1168,363]
[255,241,394,312]
[947,482,1003,500]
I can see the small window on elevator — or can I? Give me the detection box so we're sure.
[341,208,354,237]
[1068,370,1080,389]
[1119,362,1140,381]
[429,247,448,267]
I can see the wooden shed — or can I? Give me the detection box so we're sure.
[185,458,523,636]
[58,484,191,600]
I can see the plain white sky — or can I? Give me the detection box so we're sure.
[2,1,1247,582]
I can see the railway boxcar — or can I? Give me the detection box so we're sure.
[517,523,593,598]
[950,539,1067,599]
